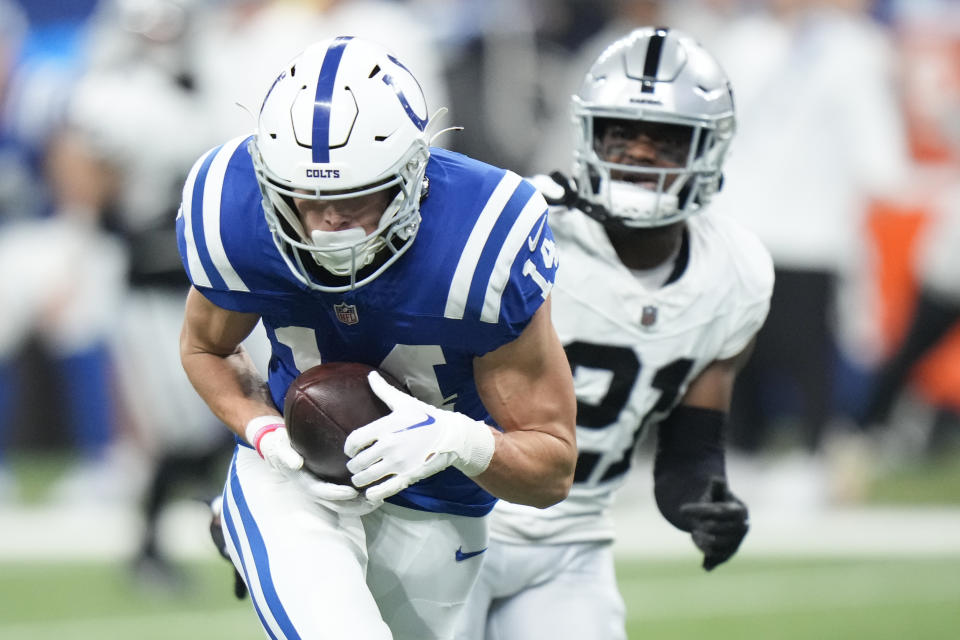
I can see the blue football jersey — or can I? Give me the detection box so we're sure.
[176,135,558,516]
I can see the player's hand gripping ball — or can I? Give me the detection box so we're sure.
[283,362,403,485]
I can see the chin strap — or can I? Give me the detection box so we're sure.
[546,171,633,234]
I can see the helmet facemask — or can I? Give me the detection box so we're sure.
[253,138,429,291]
[575,112,732,228]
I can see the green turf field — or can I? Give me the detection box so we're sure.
[1,556,958,639]
[3,450,959,638]
[618,556,960,639]
[9,443,960,506]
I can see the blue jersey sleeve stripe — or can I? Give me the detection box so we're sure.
[226,457,303,640]
[190,144,228,290]
[180,146,218,287]
[481,191,551,323]
[202,135,250,292]
[443,171,523,320]
[311,36,352,164]
[462,179,536,322]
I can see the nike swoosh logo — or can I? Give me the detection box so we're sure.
[396,414,436,432]
[527,213,547,252]
[455,546,487,562]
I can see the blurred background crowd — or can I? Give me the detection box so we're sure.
[1,0,959,585]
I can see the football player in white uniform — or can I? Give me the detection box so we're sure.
[456,27,774,640]
[177,37,576,640]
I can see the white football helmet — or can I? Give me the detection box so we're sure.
[251,36,431,291]
[572,27,735,228]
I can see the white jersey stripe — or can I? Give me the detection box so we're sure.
[180,147,216,288]
[202,135,250,292]
[480,193,549,323]
[444,171,523,320]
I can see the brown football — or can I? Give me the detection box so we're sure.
[283,362,401,485]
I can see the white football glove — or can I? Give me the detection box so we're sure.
[245,416,380,516]
[344,372,496,503]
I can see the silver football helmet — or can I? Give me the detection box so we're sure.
[251,36,431,291]
[572,27,735,228]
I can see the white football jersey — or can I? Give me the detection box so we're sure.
[491,206,774,544]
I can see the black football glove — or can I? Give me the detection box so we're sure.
[679,476,749,571]
[209,497,248,600]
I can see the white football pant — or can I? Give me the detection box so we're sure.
[222,446,489,640]
[455,539,626,640]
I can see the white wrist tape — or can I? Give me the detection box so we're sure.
[454,422,496,477]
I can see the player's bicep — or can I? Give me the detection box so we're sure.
[473,298,576,439]
[680,337,756,411]
[181,286,261,359]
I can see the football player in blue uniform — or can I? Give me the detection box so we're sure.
[457,27,773,640]
[176,36,576,640]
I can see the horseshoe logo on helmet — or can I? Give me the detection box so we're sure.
[381,55,428,132]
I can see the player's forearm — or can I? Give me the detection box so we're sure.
[181,345,278,440]
[474,427,576,508]
[653,405,727,531]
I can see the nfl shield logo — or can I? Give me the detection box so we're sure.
[334,302,359,325]
[640,305,658,327]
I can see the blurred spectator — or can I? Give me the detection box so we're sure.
[0,0,29,502]
[190,0,448,143]
[859,189,960,457]
[702,0,911,504]
[60,0,243,584]
[0,0,129,504]
[0,0,32,222]
[526,0,666,175]
[853,0,960,464]
[490,0,745,176]
[407,0,544,171]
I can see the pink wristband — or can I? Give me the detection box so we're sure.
[246,416,285,458]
